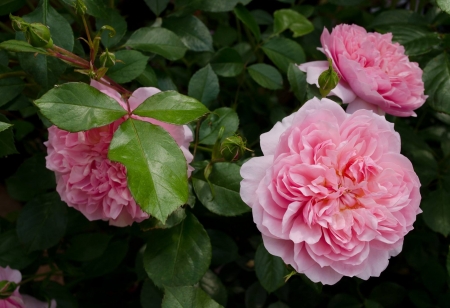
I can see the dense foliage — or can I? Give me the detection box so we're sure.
[0,0,450,307]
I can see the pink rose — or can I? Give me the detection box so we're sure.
[0,267,56,308]
[299,24,427,117]
[240,98,421,284]
[45,81,194,227]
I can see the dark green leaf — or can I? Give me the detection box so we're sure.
[268,302,290,308]
[0,0,25,16]
[145,0,170,16]
[234,4,260,41]
[126,27,187,61]
[207,229,239,266]
[34,82,127,132]
[0,114,17,157]
[438,0,450,15]
[96,9,127,48]
[143,212,211,286]
[182,0,239,12]
[16,192,67,252]
[251,9,274,25]
[140,207,186,231]
[255,244,288,293]
[328,0,366,5]
[0,40,47,54]
[61,0,108,18]
[211,48,244,77]
[248,64,283,90]
[423,53,450,114]
[192,162,250,216]
[422,189,450,236]
[141,280,163,308]
[287,63,307,102]
[188,64,219,107]
[245,282,267,308]
[6,154,55,202]
[108,118,188,222]
[200,270,227,307]
[273,9,314,37]
[133,91,209,124]
[82,240,128,277]
[164,15,213,52]
[0,230,38,270]
[328,294,361,308]
[199,107,239,145]
[369,10,427,28]
[0,65,25,108]
[137,66,158,87]
[65,233,112,261]
[163,286,222,308]
[369,282,406,308]
[106,50,149,83]
[262,37,305,73]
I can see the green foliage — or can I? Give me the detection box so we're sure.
[255,244,289,293]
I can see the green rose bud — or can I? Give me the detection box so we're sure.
[25,23,53,48]
[9,14,28,32]
[220,135,247,162]
[0,280,18,299]
[99,51,116,68]
[318,58,340,98]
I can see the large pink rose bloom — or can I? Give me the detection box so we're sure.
[240,98,421,284]
[0,267,56,308]
[299,24,426,117]
[45,81,194,227]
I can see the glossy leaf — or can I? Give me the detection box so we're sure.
[34,82,127,132]
[287,63,307,102]
[0,0,25,16]
[248,64,283,90]
[423,53,450,114]
[137,66,158,87]
[0,122,11,133]
[96,9,127,48]
[199,107,239,144]
[211,48,244,77]
[0,40,47,54]
[422,189,450,237]
[192,162,250,216]
[188,64,220,106]
[108,118,188,222]
[16,193,67,252]
[162,286,222,308]
[273,9,314,37]
[143,212,211,286]
[126,27,187,61]
[106,50,149,83]
[234,4,260,41]
[255,244,288,293]
[133,91,209,124]
[145,0,170,15]
[262,37,305,73]
[164,15,213,52]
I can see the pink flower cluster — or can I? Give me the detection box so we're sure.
[45,81,194,227]
[299,24,426,117]
[0,266,56,308]
[240,98,421,284]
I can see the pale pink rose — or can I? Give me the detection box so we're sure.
[0,267,56,308]
[240,98,421,284]
[299,24,427,117]
[45,81,194,227]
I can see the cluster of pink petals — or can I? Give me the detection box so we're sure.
[240,98,421,284]
[299,24,427,117]
[0,266,56,308]
[45,81,194,227]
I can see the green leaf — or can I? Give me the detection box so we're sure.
[199,270,228,307]
[82,240,128,277]
[328,294,361,308]
[262,37,305,73]
[245,282,267,308]
[181,0,239,12]
[234,4,261,41]
[144,212,211,286]
[287,63,307,102]
[438,0,450,15]
[16,192,67,252]
[273,9,314,37]
[141,280,163,308]
[0,122,11,133]
[6,153,55,202]
[0,114,17,158]
[137,66,158,87]
[0,40,47,54]
[61,0,108,18]
[164,15,213,52]
[207,229,239,266]
[108,118,188,222]
[255,244,288,293]
[133,91,209,125]
[211,48,244,77]
[145,0,170,15]
[377,25,440,56]
[0,0,25,16]
[106,50,149,83]
[163,286,222,308]
[140,207,186,231]
[188,64,219,106]
[96,9,127,48]
[369,10,428,28]
[199,107,239,145]
[0,230,38,270]
[251,9,274,25]
[423,53,450,114]
[422,189,450,237]
[369,282,406,308]
[192,162,250,216]
[34,82,127,132]
[126,27,187,61]
[328,0,367,5]
[65,233,112,262]
[248,64,283,90]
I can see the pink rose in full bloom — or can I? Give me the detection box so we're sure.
[299,24,427,117]
[0,266,56,308]
[45,81,194,227]
[240,98,421,284]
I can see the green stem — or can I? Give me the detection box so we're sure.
[190,144,213,153]
[43,0,49,25]
[0,71,27,79]
[0,22,14,34]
